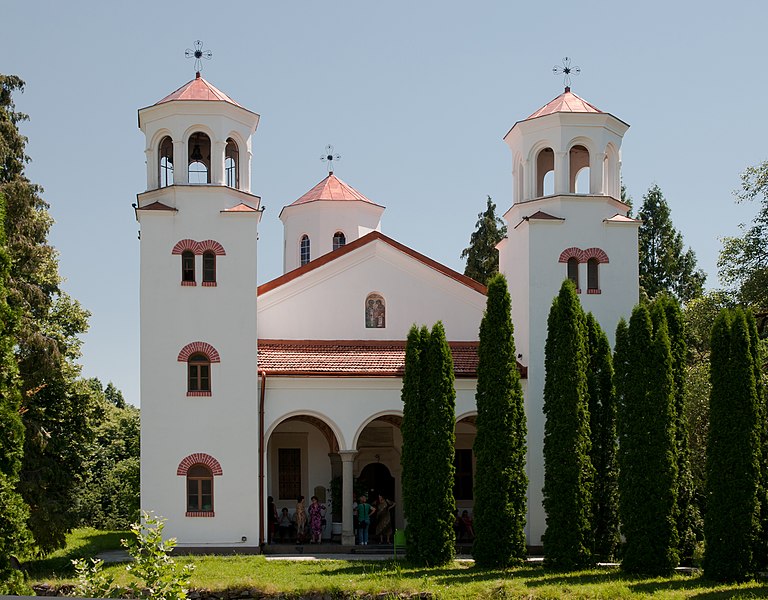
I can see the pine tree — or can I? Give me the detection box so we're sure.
[401,325,428,562]
[654,295,699,564]
[617,305,679,575]
[638,184,705,303]
[472,274,527,567]
[585,313,619,561]
[704,308,760,581]
[460,196,507,285]
[0,190,31,594]
[418,322,457,566]
[542,280,593,569]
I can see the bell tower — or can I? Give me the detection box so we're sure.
[135,68,262,547]
[498,86,640,546]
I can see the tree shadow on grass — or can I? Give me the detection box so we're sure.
[23,530,129,579]
[630,577,768,598]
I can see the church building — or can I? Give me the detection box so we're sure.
[136,70,639,550]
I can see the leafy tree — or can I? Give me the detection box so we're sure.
[542,280,593,569]
[460,196,507,285]
[704,308,760,581]
[1,74,97,553]
[637,184,705,303]
[585,313,619,561]
[0,190,31,594]
[719,162,768,313]
[616,305,678,575]
[472,274,527,567]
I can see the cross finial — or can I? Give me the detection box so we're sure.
[320,145,341,175]
[552,57,580,91]
[185,40,213,76]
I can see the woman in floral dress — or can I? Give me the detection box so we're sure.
[308,495,326,543]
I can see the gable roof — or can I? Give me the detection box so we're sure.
[257,230,487,296]
[527,87,603,119]
[283,173,383,210]
[155,73,242,106]
[257,339,527,379]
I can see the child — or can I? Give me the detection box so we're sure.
[277,507,292,542]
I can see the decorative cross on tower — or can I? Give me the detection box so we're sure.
[185,40,213,75]
[320,145,341,175]
[552,57,580,91]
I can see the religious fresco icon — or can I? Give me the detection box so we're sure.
[365,293,386,328]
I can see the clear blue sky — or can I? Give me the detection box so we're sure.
[5,1,765,406]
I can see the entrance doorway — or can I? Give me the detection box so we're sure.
[358,462,396,533]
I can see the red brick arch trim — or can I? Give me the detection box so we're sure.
[177,342,221,363]
[176,453,223,476]
[558,247,609,263]
[171,239,226,255]
[583,247,610,263]
[558,247,586,263]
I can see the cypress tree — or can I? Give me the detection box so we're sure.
[617,305,678,575]
[704,308,760,581]
[585,313,619,561]
[542,280,593,569]
[654,295,699,564]
[472,273,527,566]
[401,325,428,562]
[0,191,31,594]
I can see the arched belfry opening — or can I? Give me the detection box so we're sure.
[225,138,239,188]
[569,144,590,193]
[158,136,174,188]
[188,132,211,184]
[536,147,555,197]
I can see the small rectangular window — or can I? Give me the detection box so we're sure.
[279,448,301,499]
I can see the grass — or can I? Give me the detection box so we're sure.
[24,529,768,599]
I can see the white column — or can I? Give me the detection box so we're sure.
[174,140,188,184]
[523,159,532,201]
[145,148,155,191]
[212,141,226,186]
[554,151,568,195]
[340,450,357,545]
[590,152,606,195]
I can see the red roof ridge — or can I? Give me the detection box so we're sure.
[527,88,603,119]
[257,231,487,296]
[155,73,242,107]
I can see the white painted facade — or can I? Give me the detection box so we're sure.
[137,77,638,550]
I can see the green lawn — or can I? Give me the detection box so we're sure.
[24,529,768,599]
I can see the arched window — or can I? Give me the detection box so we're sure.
[536,147,555,197]
[300,235,311,266]
[332,231,346,251]
[225,138,239,188]
[181,250,195,284]
[365,293,386,328]
[587,258,600,293]
[202,251,216,285]
[186,464,214,513]
[567,257,580,290]
[569,145,590,193]
[188,132,211,184]
[159,136,174,188]
[188,353,211,394]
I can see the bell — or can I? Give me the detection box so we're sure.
[190,143,203,161]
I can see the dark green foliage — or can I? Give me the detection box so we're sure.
[472,274,527,567]
[77,381,140,529]
[638,184,705,303]
[718,161,768,312]
[616,305,679,575]
[704,308,760,581]
[460,196,507,285]
[542,280,593,569]
[1,74,98,553]
[400,323,456,566]
[585,313,619,562]
[654,296,700,564]
[0,189,32,593]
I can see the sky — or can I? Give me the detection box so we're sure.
[4,1,766,407]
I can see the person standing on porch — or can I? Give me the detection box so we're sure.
[373,494,395,544]
[308,495,325,544]
[295,496,307,543]
[357,493,376,545]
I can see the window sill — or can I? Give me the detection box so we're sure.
[575,288,582,294]
[181,281,197,286]
[587,288,602,294]
[186,511,215,517]
[202,281,217,287]
[187,391,212,397]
